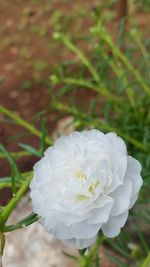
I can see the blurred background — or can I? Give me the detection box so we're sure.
[0,0,150,266]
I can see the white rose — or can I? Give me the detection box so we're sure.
[30,130,143,249]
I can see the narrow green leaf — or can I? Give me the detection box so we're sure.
[0,212,39,232]
[0,144,21,195]
[140,251,150,267]
[94,251,100,267]
[0,105,52,145]
[95,21,150,96]
[0,177,21,190]
[136,222,149,254]
[88,97,99,116]
[19,143,42,158]
[107,239,130,259]
[40,118,47,155]
[116,234,130,255]
[62,251,77,260]
[106,253,128,267]
[134,210,150,224]
[1,172,33,224]
[0,150,31,159]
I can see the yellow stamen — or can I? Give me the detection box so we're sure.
[76,171,87,180]
[76,194,89,201]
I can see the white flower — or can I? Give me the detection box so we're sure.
[30,130,143,249]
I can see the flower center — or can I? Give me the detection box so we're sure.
[89,180,100,194]
[75,170,100,201]
[76,171,87,180]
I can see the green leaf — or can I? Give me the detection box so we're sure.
[19,143,42,158]
[1,172,33,224]
[88,97,99,116]
[94,251,100,267]
[0,177,21,190]
[134,209,150,224]
[40,118,47,155]
[106,253,128,267]
[62,251,77,260]
[0,212,39,232]
[0,143,21,195]
[136,222,149,255]
[0,105,52,145]
[116,233,130,255]
[106,238,130,259]
[140,251,150,267]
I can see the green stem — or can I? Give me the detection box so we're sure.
[0,150,31,159]
[0,180,20,190]
[88,235,105,258]
[0,232,5,267]
[59,35,100,84]
[0,213,39,233]
[0,105,52,145]
[53,33,121,104]
[78,235,105,267]
[96,23,150,96]
[102,51,138,117]
[62,77,122,103]
[0,171,32,190]
[79,249,87,256]
[1,173,33,225]
[140,252,150,267]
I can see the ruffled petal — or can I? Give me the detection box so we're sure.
[102,211,128,238]
[105,132,127,155]
[87,200,113,224]
[110,180,132,216]
[125,156,143,202]
[105,133,127,183]
[63,235,97,249]
[53,220,101,239]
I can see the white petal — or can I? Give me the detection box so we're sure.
[129,194,139,209]
[40,209,91,226]
[53,220,101,239]
[30,189,45,213]
[125,156,143,198]
[31,158,52,186]
[105,133,127,182]
[102,211,128,238]
[87,201,113,224]
[69,194,112,216]
[63,235,97,249]
[110,180,132,216]
[105,132,127,155]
